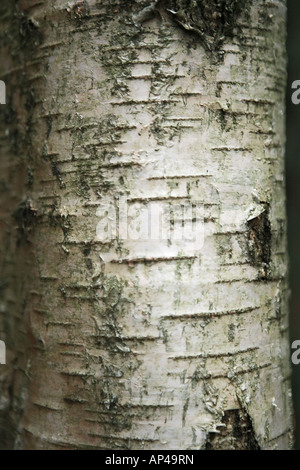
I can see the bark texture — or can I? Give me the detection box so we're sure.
[0,0,294,449]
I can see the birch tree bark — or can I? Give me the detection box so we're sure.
[0,0,294,450]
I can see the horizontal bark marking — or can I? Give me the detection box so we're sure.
[169,346,259,360]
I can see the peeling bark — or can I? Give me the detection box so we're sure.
[0,0,294,450]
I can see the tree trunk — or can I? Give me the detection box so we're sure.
[0,0,294,450]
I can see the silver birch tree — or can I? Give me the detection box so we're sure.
[0,0,294,450]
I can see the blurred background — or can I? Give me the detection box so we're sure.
[286,0,300,451]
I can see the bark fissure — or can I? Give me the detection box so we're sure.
[205,407,260,450]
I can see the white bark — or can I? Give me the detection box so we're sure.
[0,0,293,449]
